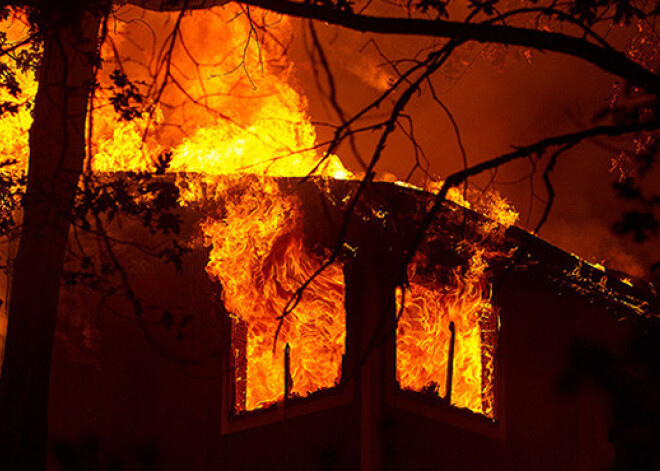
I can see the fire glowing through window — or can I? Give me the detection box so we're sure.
[206,178,347,413]
[0,6,504,418]
[396,254,498,419]
[225,202,499,418]
[216,179,499,418]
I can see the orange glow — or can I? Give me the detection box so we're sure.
[201,176,346,412]
[0,6,512,417]
[394,182,514,418]
[0,10,36,180]
[89,4,349,179]
[108,5,351,412]
[396,249,498,418]
[0,5,350,410]
[427,181,519,230]
[0,9,38,367]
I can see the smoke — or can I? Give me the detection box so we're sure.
[343,46,397,92]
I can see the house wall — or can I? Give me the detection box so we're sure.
[48,215,226,470]
[44,180,634,470]
[47,250,629,471]
[378,268,626,471]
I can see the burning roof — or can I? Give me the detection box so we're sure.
[65,172,656,419]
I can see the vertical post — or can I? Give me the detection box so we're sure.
[344,238,398,471]
[446,321,456,405]
[230,319,248,414]
[284,342,292,403]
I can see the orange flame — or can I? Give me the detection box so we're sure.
[0,10,35,176]
[89,4,350,180]
[397,250,497,418]
[0,9,38,366]
[427,181,519,230]
[201,176,345,411]
[0,6,514,418]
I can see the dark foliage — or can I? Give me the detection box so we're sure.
[613,210,659,242]
[108,69,145,122]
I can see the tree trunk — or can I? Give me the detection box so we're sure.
[0,12,102,471]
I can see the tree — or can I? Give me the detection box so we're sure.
[0,4,109,471]
[0,0,658,469]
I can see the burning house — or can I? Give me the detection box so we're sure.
[42,173,656,471]
[0,5,658,471]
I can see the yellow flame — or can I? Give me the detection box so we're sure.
[0,10,39,368]
[396,250,497,417]
[0,6,514,418]
[427,181,519,229]
[0,10,37,176]
[203,176,346,411]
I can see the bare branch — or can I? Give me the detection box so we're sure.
[119,0,660,95]
[404,118,660,280]
[534,143,575,234]
[234,0,660,96]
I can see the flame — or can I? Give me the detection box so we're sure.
[89,4,350,180]
[0,6,511,418]
[395,182,511,418]
[0,5,351,411]
[105,5,351,411]
[397,250,497,418]
[0,9,36,182]
[202,176,345,411]
[427,181,519,230]
[0,9,38,366]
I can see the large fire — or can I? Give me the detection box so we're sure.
[396,250,498,418]
[203,176,346,411]
[0,5,512,417]
[92,4,350,412]
[0,10,36,364]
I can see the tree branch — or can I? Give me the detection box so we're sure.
[122,0,660,97]
[403,118,660,280]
